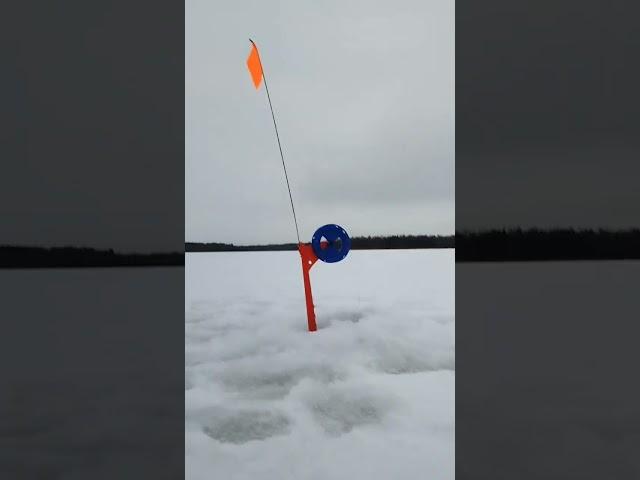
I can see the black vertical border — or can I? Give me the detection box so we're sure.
[456,1,640,478]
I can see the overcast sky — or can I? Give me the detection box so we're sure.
[456,0,640,231]
[186,0,454,244]
[4,3,184,253]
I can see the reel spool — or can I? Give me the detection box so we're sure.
[311,224,351,263]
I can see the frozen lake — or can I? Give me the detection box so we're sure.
[0,267,184,478]
[456,260,640,479]
[185,249,455,480]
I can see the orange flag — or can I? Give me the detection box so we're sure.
[246,42,263,89]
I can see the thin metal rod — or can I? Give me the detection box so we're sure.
[250,39,301,244]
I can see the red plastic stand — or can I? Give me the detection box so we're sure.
[298,243,319,332]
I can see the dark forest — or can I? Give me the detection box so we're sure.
[186,234,455,252]
[3,230,638,268]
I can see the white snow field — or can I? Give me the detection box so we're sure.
[185,249,454,480]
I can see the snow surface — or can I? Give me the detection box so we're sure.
[1,267,184,478]
[456,260,640,479]
[185,249,455,480]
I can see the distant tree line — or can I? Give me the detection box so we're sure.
[351,234,454,250]
[186,235,455,252]
[0,246,184,269]
[186,242,298,252]
[7,229,634,267]
[456,229,640,261]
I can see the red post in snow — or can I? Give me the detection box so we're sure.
[298,243,319,332]
[297,225,350,333]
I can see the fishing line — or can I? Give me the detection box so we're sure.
[250,39,301,244]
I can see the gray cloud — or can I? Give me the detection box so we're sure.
[456,0,640,230]
[186,0,454,244]
[4,2,184,252]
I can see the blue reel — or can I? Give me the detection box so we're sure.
[311,224,351,263]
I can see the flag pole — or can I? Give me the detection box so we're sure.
[248,39,318,332]
[246,41,351,333]
[249,39,301,245]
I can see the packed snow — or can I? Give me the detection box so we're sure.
[185,249,454,480]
